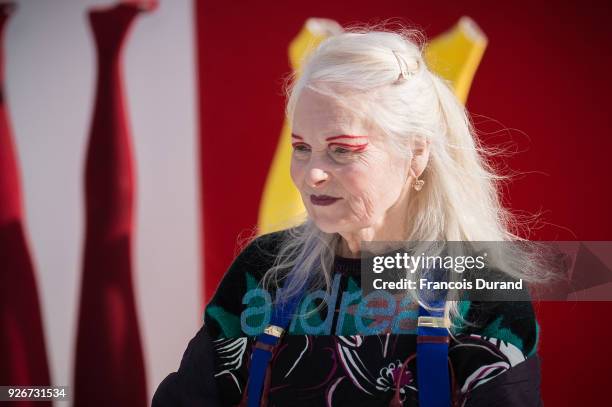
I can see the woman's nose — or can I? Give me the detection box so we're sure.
[306,167,329,188]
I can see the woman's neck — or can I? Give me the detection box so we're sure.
[336,237,362,258]
[336,215,407,258]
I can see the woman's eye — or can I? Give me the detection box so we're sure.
[329,142,367,156]
[333,147,351,154]
[292,144,310,153]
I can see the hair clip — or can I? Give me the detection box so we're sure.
[392,50,409,82]
[391,50,417,83]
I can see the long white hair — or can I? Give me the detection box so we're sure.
[256,23,555,329]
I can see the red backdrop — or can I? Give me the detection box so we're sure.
[195,0,612,404]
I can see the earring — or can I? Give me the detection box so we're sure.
[413,177,425,191]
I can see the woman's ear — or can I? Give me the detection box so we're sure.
[409,136,430,179]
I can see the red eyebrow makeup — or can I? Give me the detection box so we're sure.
[328,142,368,152]
[291,134,368,141]
[325,135,368,141]
[326,135,368,152]
[291,133,369,152]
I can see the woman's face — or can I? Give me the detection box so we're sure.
[290,86,411,234]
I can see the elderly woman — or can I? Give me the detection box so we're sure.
[153,26,543,407]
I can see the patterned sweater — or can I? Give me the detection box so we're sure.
[153,229,543,407]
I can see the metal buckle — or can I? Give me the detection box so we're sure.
[417,316,449,328]
[264,325,285,338]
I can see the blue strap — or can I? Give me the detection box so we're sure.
[417,267,450,407]
[247,265,310,407]
[247,343,275,407]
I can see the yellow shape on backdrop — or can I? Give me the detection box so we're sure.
[425,16,488,104]
[257,17,488,234]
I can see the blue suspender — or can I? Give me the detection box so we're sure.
[417,303,450,406]
[246,239,311,407]
[247,278,306,407]
[417,266,450,407]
